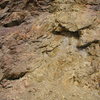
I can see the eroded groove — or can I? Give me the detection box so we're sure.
[3,19,25,27]
[77,40,100,50]
[7,72,27,80]
[52,24,81,39]
[0,71,28,83]
[0,0,9,9]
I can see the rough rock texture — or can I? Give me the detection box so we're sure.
[0,0,100,100]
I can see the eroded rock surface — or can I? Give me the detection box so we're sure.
[0,0,100,100]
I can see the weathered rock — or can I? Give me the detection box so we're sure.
[0,0,100,100]
[54,5,96,32]
[76,0,100,4]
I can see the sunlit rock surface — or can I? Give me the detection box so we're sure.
[0,0,100,100]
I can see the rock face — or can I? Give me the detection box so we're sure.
[0,0,100,100]
[54,6,96,32]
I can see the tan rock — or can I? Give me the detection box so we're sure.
[55,5,96,32]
